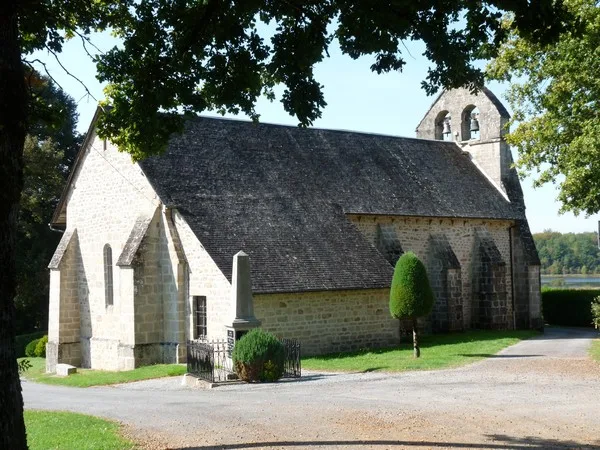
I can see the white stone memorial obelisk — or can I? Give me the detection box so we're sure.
[225,251,260,355]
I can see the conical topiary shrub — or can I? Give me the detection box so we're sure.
[232,328,285,382]
[389,252,434,357]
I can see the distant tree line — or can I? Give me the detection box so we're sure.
[533,231,600,275]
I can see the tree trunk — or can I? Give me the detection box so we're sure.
[0,2,28,449]
[412,318,420,358]
[398,319,402,344]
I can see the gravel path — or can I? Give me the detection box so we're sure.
[23,327,600,449]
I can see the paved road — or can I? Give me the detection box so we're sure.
[23,328,600,449]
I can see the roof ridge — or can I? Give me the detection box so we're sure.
[187,114,461,144]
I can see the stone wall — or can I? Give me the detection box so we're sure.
[416,87,512,194]
[133,227,163,347]
[348,215,514,330]
[47,231,82,372]
[117,266,136,370]
[53,133,162,369]
[472,230,509,329]
[511,225,531,329]
[50,130,226,370]
[163,210,188,361]
[174,211,232,342]
[426,234,463,332]
[130,210,184,367]
[414,87,541,331]
[254,289,397,356]
[528,266,542,329]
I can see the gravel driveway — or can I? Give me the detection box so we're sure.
[23,327,600,449]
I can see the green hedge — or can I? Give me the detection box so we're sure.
[232,328,284,382]
[541,288,599,327]
[35,335,48,357]
[25,339,40,357]
[15,331,47,358]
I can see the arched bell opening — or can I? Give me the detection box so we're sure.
[434,110,452,141]
[461,105,480,141]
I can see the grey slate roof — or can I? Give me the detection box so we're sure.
[138,117,522,293]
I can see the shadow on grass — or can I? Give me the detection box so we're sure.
[458,354,544,358]
[172,434,600,449]
[303,330,539,362]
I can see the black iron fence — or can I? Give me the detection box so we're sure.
[187,339,234,383]
[186,339,213,382]
[187,337,301,383]
[281,338,301,378]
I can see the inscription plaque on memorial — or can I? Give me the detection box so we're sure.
[227,329,235,356]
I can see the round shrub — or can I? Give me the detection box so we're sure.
[15,331,47,358]
[232,328,284,382]
[34,335,48,358]
[389,252,434,320]
[25,338,40,357]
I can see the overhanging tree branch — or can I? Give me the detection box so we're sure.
[45,45,98,103]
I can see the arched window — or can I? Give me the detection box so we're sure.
[103,244,114,307]
[461,106,480,141]
[434,110,452,141]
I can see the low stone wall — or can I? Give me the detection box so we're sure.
[254,289,398,356]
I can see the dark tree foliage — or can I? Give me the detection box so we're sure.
[1,0,571,447]
[26,70,82,172]
[93,0,572,160]
[533,231,600,275]
[15,72,83,335]
[389,252,434,358]
[488,0,600,215]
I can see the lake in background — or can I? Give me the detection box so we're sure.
[541,275,600,288]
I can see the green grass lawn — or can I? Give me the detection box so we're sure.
[20,357,186,387]
[590,338,600,363]
[302,330,539,373]
[25,410,136,450]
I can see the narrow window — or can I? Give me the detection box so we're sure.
[194,296,207,339]
[103,244,114,307]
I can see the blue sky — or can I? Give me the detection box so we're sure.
[31,31,598,234]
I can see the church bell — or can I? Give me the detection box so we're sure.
[469,113,480,132]
[442,117,451,136]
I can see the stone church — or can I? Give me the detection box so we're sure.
[46,88,541,372]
